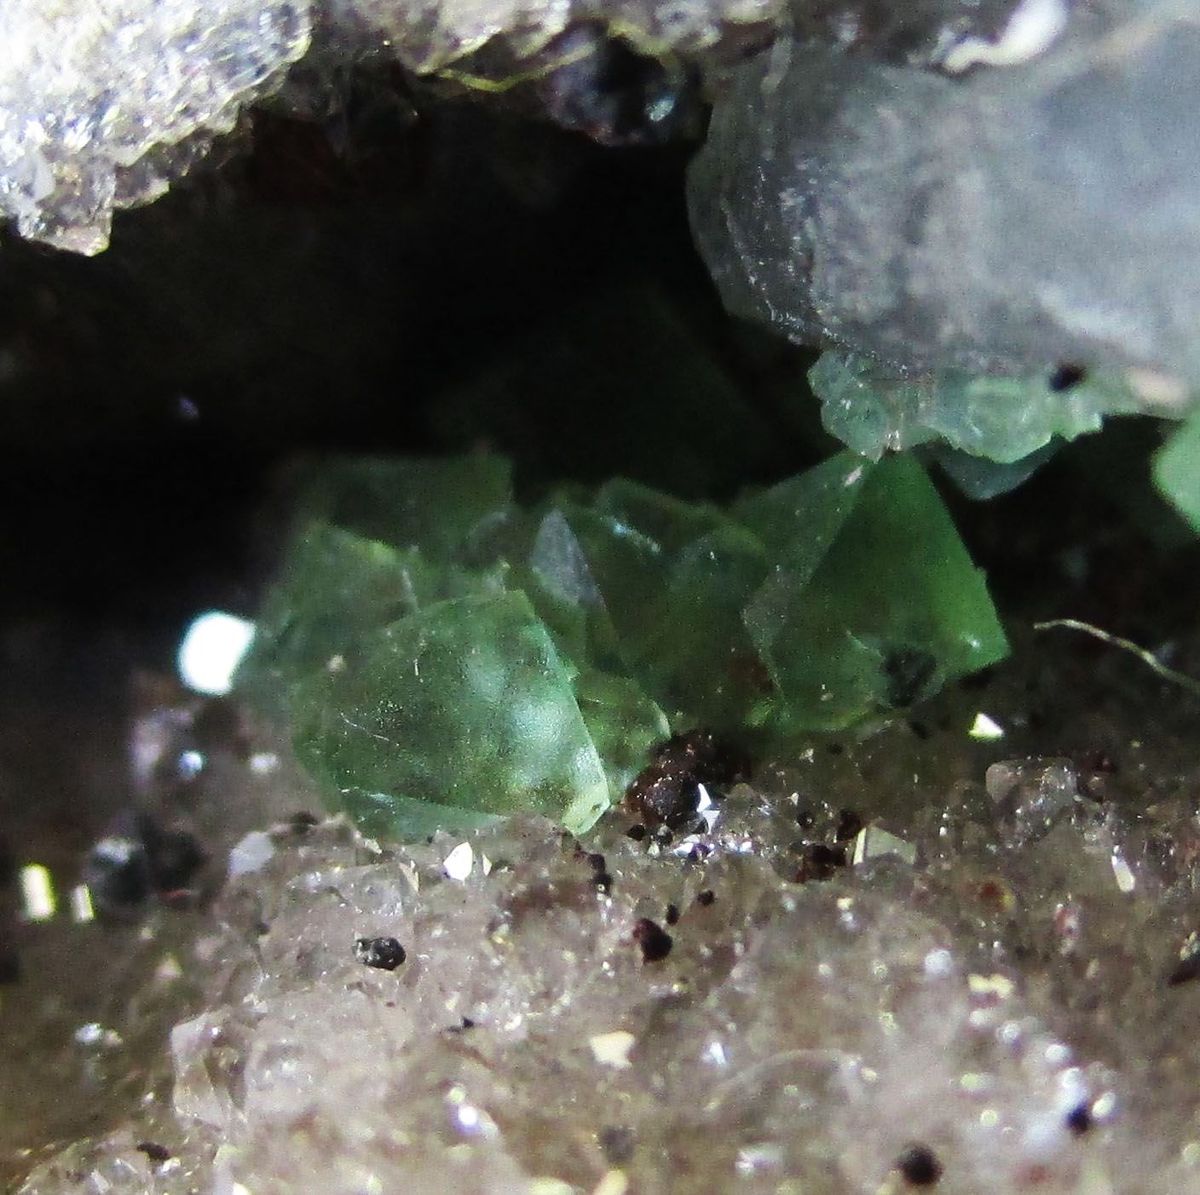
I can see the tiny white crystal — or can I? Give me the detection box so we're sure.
[442,841,474,882]
[589,1030,636,1069]
[228,830,275,877]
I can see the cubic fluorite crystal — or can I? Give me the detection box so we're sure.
[688,7,1200,386]
[239,452,1007,837]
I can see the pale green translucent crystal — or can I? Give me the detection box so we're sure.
[742,454,1009,730]
[812,352,1142,465]
[293,591,611,836]
[250,450,1008,839]
[298,453,513,557]
[236,522,504,714]
[1155,411,1200,532]
[573,671,670,798]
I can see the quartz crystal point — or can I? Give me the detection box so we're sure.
[241,452,1007,838]
[689,5,1200,387]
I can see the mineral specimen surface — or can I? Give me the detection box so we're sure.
[689,1,1200,386]
[0,0,312,253]
[238,453,1006,836]
[18,623,1200,1193]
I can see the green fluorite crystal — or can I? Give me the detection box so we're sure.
[241,451,1008,839]
[1155,412,1200,532]
[742,455,1008,729]
[811,352,1141,465]
[293,591,611,836]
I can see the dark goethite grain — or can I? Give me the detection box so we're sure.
[623,729,750,829]
[354,936,407,971]
[632,917,673,963]
[896,1143,942,1186]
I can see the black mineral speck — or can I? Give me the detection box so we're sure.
[1049,363,1087,391]
[883,647,938,709]
[1065,1104,1092,1135]
[696,889,715,907]
[633,917,673,962]
[136,1142,172,1164]
[1167,951,1200,986]
[794,843,847,883]
[896,1143,942,1186]
[599,1125,636,1164]
[624,729,749,829]
[354,936,407,971]
[625,824,647,841]
[665,902,680,926]
[834,809,864,841]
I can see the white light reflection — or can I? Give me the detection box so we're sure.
[177,610,255,696]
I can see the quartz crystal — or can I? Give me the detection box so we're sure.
[0,0,311,254]
[240,453,1006,836]
[22,679,1200,1195]
[1,0,1066,257]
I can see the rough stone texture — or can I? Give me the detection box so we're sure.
[15,617,1200,1192]
[0,0,1058,257]
[689,0,1200,386]
[0,0,312,253]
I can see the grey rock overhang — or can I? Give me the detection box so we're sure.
[688,0,1200,384]
[0,0,1059,257]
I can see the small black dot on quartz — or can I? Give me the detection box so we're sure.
[354,936,407,971]
[594,871,613,893]
[696,889,716,907]
[665,903,680,926]
[1065,1104,1092,1135]
[835,809,864,841]
[136,1142,172,1164]
[625,824,647,841]
[896,1143,942,1186]
[290,811,320,833]
[587,852,607,872]
[599,1125,635,1164]
[1167,952,1200,986]
[633,917,673,962]
[1049,363,1087,391]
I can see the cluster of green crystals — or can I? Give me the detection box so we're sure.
[237,452,1008,838]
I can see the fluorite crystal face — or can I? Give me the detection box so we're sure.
[238,452,1008,838]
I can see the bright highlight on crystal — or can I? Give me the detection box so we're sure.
[178,611,256,696]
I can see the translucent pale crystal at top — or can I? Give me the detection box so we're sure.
[0,0,312,253]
